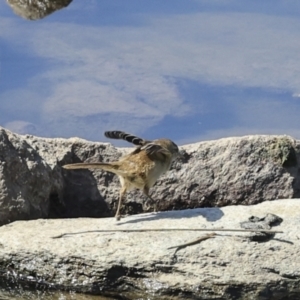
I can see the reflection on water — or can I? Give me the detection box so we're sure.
[0,281,111,300]
[0,288,111,300]
[7,0,72,20]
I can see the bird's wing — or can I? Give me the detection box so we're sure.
[62,162,129,176]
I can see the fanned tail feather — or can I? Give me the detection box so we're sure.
[104,130,145,146]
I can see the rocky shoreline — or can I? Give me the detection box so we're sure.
[0,127,300,298]
[0,127,299,225]
[0,200,299,299]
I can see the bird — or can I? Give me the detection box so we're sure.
[63,131,180,220]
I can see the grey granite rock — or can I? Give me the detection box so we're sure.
[7,0,72,20]
[0,127,300,225]
[0,200,299,299]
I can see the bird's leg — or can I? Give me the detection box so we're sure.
[143,186,157,212]
[115,186,126,221]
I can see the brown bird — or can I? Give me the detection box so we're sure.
[63,131,180,220]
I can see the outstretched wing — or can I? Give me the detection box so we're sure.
[104,130,146,146]
[63,162,128,176]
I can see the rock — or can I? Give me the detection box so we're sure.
[0,126,300,225]
[7,0,72,20]
[152,135,300,211]
[0,127,121,225]
[0,199,299,299]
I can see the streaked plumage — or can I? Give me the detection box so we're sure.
[63,131,180,220]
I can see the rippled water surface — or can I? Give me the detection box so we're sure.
[0,288,111,300]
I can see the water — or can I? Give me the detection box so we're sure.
[0,288,112,300]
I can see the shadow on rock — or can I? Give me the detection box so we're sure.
[59,168,112,218]
[117,206,224,225]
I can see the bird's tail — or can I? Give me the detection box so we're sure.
[63,162,127,176]
[104,130,146,146]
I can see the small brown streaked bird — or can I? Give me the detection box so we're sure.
[63,131,180,220]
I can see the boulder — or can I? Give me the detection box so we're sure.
[0,126,300,225]
[7,0,72,20]
[0,199,299,299]
[0,127,121,225]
